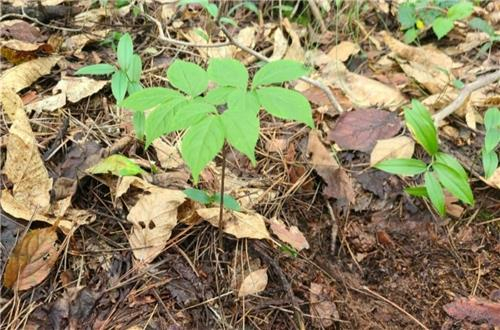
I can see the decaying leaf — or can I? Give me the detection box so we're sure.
[370,136,415,166]
[3,225,59,290]
[283,18,305,62]
[153,139,183,169]
[326,41,360,62]
[328,109,402,152]
[197,208,270,240]
[320,60,406,110]
[308,130,339,174]
[127,188,186,262]
[0,19,44,43]
[269,28,288,61]
[310,282,339,328]
[270,218,309,251]
[25,93,66,113]
[238,268,268,297]
[61,29,109,53]
[54,76,108,103]
[0,55,61,92]
[444,296,500,326]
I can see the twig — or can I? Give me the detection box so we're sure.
[307,0,327,33]
[144,13,232,48]
[218,145,227,249]
[0,8,81,32]
[218,25,345,113]
[433,69,500,125]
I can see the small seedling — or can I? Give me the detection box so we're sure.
[398,0,474,43]
[468,17,500,55]
[75,33,145,140]
[374,100,474,217]
[482,107,499,179]
[177,0,257,27]
[184,188,241,211]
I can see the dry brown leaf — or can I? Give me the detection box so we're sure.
[153,139,183,169]
[197,208,270,240]
[321,61,406,110]
[310,282,339,328]
[485,167,500,189]
[74,8,107,28]
[54,76,107,103]
[370,136,415,166]
[183,28,233,59]
[127,189,185,263]
[0,55,61,92]
[283,18,305,62]
[1,88,52,215]
[238,268,268,297]
[62,29,109,53]
[3,226,59,291]
[326,41,360,62]
[0,20,43,43]
[269,28,288,61]
[25,93,66,113]
[307,130,339,179]
[270,217,309,251]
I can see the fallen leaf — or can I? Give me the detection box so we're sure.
[0,20,44,43]
[270,218,309,251]
[61,29,109,53]
[320,60,406,110]
[370,136,415,166]
[197,208,270,240]
[485,167,500,189]
[3,226,59,290]
[266,138,288,153]
[283,18,305,62]
[310,282,339,328]
[153,139,183,169]
[328,109,402,152]
[238,268,268,297]
[127,189,186,262]
[445,193,465,218]
[115,176,156,200]
[0,39,53,64]
[326,41,360,62]
[269,28,288,61]
[53,76,107,103]
[25,93,66,113]
[444,297,500,326]
[0,55,61,92]
[323,168,356,203]
[87,154,144,177]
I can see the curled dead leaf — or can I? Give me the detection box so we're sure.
[0,55,61,92]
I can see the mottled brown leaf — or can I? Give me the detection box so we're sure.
[328,109,402,152]
[444,297,500,326]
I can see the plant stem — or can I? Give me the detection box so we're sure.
[218,144,227,249]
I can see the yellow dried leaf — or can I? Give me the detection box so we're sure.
[53,76,107,103]
[238,268,268,297]
[370,136,415,166]
[3,226,59,290]
[326,41,360,62]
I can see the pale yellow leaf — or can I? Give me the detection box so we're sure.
[0,56,61,92]
[25,93,66,113]
[283,18,305,62]
[326,41,360,62]
[370,136,415,166]
[54,76,107,103]
[269,28,288,61]
[238,268,268,297]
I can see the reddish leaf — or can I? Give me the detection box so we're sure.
[328,109,402,152]
[444,297,500,326]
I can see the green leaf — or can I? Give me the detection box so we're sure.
[117,33,133,70]
[171,101,217,131]
[404,28,418,44]
[213,193,241,211]
[434,152,468,180]
[133,111,145,141]
[256,87,313,127]
[181,115,225,184]
[404,100,438,155]
[243,1,258,14]
[252,60,310,88]
[127,54,142,82]
[207,58,248,89]
[144,98,186,148]
[425,171,445,216]
[87,154,143,176]
[432,17,454,39]
[374,158,427,176]
[452,79,465,89]
[482,149,498,179]
[111,70,128,103]
[405,186,428,198]
[127,81,142,95]
[183,188,211,204]
[447,1,473,20]
[484,107,500,153]
[119,87,184,111]
[433,162,474,205]
[221,108,259,164]
[204,86,236,105]
[219,16,237,27]
[469,17,495,36]
[206,3,218,17]
[167,60,208,97]
[398,2,417,29]
[228,89,260,115]
[75,63,116,75]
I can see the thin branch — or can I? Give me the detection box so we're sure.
[144,13,232,48]
[0,10,81,32]
[433,69,500,125]
[218,25,345,113]
[307,0,327,33]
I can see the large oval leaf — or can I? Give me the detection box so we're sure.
[120,87,184,111]
[181,115,225,183]
[228,89,260,115]
[75,63,116,75]
[256,87,313,127]
[435,152,468,180]
[111,70,128,103]
[252,60,310,87]
[208,58,248,89]
[117,33,133,70]
[433,162,474,205]
[144,98,186,148]
[167,60,208,97]
[374,158,427,176]
[425,171,445,216]
[171,101,217,131]
[221,108,259,164]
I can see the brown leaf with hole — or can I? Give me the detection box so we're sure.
[197,208,270,240]
[0,55,61,92]
[238,268,268,297]
[328,109,402,152]
[127,188,185,263]
[370,136,415,166]
[270,218,309,251]
[3,226,59,290]
[444,297,500,326]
